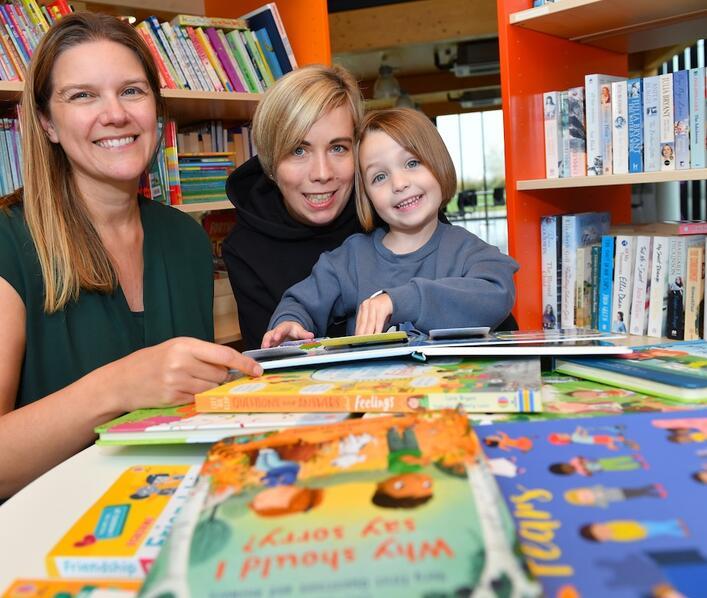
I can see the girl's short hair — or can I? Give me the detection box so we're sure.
[355,108,457,232]
[252,64,363,179]
[12,12,165,312]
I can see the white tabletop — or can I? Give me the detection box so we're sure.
[0,443,208,588]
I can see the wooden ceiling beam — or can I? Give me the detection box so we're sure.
[330,0,498,54]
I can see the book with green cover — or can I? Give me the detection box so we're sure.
[557,341,707,400]
[139,411,540,597]
[94,403,349,445]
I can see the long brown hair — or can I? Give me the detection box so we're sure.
[2,12,166,312]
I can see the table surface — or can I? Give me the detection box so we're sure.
[0,443,208,589]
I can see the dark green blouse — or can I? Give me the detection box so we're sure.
[0,198,214,409]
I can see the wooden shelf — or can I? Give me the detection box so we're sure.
[0,82,261,123]
[510,0,707,53]
[518,168,707,190]
[214,312,241,345]
[174,200,233,212]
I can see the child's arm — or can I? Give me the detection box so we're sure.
[266,250,350,343]
[384,231,519,332]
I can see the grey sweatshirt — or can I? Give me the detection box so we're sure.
[268,222,519,337]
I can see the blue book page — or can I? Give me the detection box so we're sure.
[480,408,707,597]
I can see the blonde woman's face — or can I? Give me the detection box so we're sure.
[40,40,158,193]
[274,106,355,226]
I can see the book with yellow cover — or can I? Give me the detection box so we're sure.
[196,356,543,414]
[138,411,540,597]
[2,578,140,597]
[46,465,199,579]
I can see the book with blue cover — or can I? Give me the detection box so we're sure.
[480,408,707,597]
[557,341,707,400]
[239,3,296,77]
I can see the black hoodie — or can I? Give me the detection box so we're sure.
[222,156,364,349]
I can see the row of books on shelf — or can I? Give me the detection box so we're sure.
[140,119,253,206]
[0,1,296,94]
[0,114,21,195]
[0,0,71,82]
[543,68,706,179]
[10,338,707,596]
[542,213,707,340]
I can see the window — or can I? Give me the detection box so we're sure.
[437,109,508,253]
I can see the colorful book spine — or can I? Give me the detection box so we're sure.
[206,27,246,92]
[688,67,705,168]
[627,77,644,173]
[610,235,635,333]
[567,85,586,176]
[559,91,571,178]
[541,215,560,330]
[628,235,651,336]
[673,69,690,169]
[590,244,601,329]
[659,72,675,171]
[684,244,704,340]
[543,91,561,178]
[244,28,274,87]
[224,29,260,92]
[146,16,188,89]
[163,120,181,205]
[254,28,283,80]
[176,25,212,91]
[585,74,624,175]
[241,2,297,74]
[185,26,224,92]
[171,14,247,30]
[646,236,670,338]
[597,234,615,332]
[643,75,661,172]
[0,5,28,69]
[135,22,176,89]
[666,236,705,339]
[611,79,628,175]
[160,21,198,90]
[194,27,233,91]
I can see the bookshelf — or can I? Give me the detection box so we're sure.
[497,0,705,329]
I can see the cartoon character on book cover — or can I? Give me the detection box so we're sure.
[481,408,707,597]
[139,412,541,597]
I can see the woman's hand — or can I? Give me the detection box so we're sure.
[105,337,262,412]
[355,292,393,335]
[262,322,314,348]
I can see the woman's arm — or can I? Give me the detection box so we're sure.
[0,277,262,497]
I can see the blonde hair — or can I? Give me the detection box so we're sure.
[3,12,166,312]
[355,108,457,232]
[252,64,363,179]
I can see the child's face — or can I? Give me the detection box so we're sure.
[359,130,443,236]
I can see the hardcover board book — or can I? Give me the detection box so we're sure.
[557,341,707,401]
[197,356,544,414]
[479,408,707,597]
[243,328,631,371]
[138,411,540,597]
[46,465,200,579]
[95,404,350,445]
[2,578,140,597]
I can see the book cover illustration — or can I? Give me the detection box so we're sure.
[139,412,540,597]
[2,578,140,597]
[95,404,350,445]
[480,408,707,598]
[627,77,644,173]
[567,86,587,177]
[46,465,200,579]
[197,356,543,414]
[557,341,707,401]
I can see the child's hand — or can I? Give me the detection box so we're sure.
[262,321,315,348]
[355,293,393,335]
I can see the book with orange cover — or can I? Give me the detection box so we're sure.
[195,356,542,414]
[2,578,140,597]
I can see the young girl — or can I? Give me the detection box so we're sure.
[262,108,518,348]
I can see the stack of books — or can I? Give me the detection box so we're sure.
[543,68,705,178]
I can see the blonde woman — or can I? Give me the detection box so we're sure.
[222,64,366,350]
[0,13,260,498]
